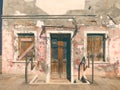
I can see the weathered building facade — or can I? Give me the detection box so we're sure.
[1,0,120,83]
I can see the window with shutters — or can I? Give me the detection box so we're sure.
[87,34,105,61]
[18,33,35,61]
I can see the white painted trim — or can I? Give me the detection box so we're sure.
[46,30,74,83]
[84,31,109,62]
[14,30,37,62]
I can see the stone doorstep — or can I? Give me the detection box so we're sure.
[29,74,39,84]
[29,63,90,84]
[29,74,90,85]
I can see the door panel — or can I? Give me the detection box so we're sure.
[51,34,71,79]
[51,39,59,78]
[51,40,67,78]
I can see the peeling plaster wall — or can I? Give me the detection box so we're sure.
[2,0,120,80]
[2,26,28,74]
[2,25,14,74]
[37,33,47,73]
[2,19,120,77]
[108,28,120,76]
[2,19,46,75]
[73,26,106,77]
[109,28,120,62]
[72,26,120,77]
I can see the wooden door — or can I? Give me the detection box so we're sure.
[51,34,71,79]
[87,34,105,61]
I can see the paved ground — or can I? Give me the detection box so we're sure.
[0,74,120,90]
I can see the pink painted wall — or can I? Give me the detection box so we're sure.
[2,29,15,74]
[2,24,120,78]
[2,24,46,74]
[108,28,120,76]
[109,29,120,63]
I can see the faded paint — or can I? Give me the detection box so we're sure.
[2,21,120,80]
[2,29,14,73]
[36,20,44,28]
[109,28,120,75]
[2,0,120,83]
[35,0,85,15]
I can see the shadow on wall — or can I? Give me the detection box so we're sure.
[98,60,119,77]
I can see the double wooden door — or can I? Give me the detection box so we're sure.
[51,34,71,80]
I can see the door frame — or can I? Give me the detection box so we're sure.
[50,34,70,79]
[14,30,37,62]
[84,31,109,63]
[46,30,74,83]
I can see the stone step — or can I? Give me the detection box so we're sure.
[50,78,70,83]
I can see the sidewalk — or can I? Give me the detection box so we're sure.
[0,74,120,90]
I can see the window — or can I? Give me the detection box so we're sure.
[87,34,105,61]
[18,33,35,60]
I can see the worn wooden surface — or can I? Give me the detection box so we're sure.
[51,41,67,79]
[0,74,120,90]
